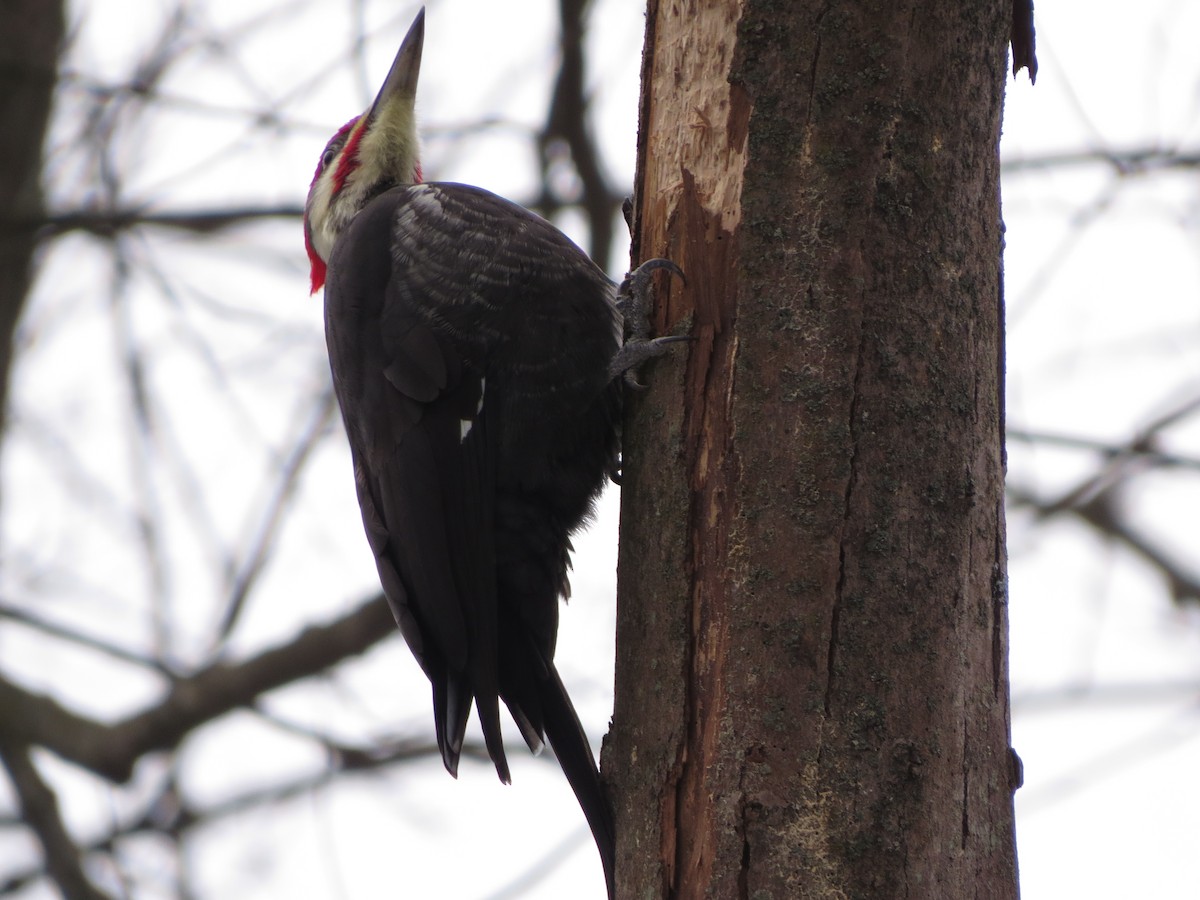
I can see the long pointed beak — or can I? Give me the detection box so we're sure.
[367,7,424,122]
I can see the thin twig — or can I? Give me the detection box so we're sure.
[216,388,338,641]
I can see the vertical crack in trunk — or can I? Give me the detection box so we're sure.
[960,714,971,850]
[827,282,868,718]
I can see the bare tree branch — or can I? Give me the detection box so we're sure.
[0,601,168,674]
[536,0,624,268]
[1008,426,1200,472]
[0,737,496,898]
[1014,678,1200,712]
[0,593,395,783]
[19,206,305,238]
[1010,486,1200,604]
[1003,146,1200,175]
[216,389,338,641]
[481,826,590,900]
[1008,396,1200,603]
[1017,709,1200,813]
[0,741,113,900]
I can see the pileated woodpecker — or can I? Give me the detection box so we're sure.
[303,8,681,896]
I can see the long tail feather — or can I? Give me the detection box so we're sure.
[539,664,615,900]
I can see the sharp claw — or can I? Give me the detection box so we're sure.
[609,335,690,382]
[638,257,686,284]
[611,257,688,386]
[616,259,686,315]
[609,459,624,485]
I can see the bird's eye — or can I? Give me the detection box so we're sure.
[322,148,337,169]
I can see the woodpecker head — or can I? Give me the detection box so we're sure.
[304,8,426,293]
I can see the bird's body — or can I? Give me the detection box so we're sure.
[304,10,681,897]
[324,178,623,782]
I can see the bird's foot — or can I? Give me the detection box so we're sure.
[615,258,684,341]
[610,258,689,388]
[608,334,691,388]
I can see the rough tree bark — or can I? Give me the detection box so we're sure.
[605,0,1020,897]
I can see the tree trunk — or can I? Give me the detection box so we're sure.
[605,0,1020,897]
[0,0,64,441]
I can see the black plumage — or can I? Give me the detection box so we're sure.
[323,180,620,891]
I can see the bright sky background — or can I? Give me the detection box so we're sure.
[2,1,1200,898]
[1003,2,1200,897]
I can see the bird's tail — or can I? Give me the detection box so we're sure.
[538,663,615,900]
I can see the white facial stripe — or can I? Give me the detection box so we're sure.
[306,167,338,262]
[305,101,421,264]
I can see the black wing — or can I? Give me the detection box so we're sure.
[326,197,501,773]
[323,182,618,891]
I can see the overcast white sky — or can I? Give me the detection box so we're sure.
[3,1,1200,898]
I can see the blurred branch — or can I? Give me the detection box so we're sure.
[1006,176,1121,323]
[1015,394,1200,510]
[1009,395,1200,604]
[0,741,113,900]
[109,243,174,659]
[0,601,168,674]
[0,736,489,897]
[1016,707,1200,813]
[1008,426,1200,471]
[536,0,624,268]
[1072,492,1200,605]
[216,388,338,641]
[1003,147,1200,175]
[481,825,590,900]
[18,206,305,239]
[1010,486,1200,604]
[1014,679,1200,713]
[0,593,395,783]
